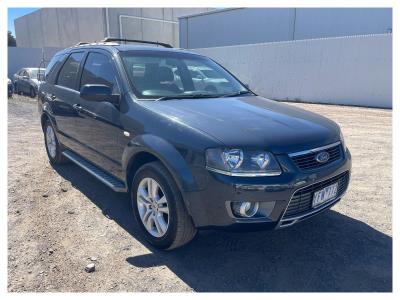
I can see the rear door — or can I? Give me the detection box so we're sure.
[50,51,85,151]
[73,50,124,177]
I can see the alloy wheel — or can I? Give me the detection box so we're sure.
[136,177,170,237]
[46,125,57,159]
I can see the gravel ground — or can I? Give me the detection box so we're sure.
[8,94,392,292]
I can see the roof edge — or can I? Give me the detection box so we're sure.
[177,8,243,19]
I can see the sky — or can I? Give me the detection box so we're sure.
[8,8,40,36]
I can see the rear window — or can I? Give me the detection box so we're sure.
[56,52,84,90]
[45,54,65,83]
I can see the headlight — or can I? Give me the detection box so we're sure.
[206,148,282,176]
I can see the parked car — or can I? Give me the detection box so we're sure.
[13,67,45,98]
[173,66,231,94]
[38,39,351,250]
[8,78,13,98]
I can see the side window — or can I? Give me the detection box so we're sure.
[45,54,65,83]
[22,70,29,78]
[56,52,84,90]
[80,52,119,93]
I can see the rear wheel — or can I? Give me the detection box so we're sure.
[43,119,68,164]
[131,162,197,250]
[30,87,36,98]
[15,83,21,95]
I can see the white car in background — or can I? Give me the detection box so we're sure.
[173,65,233,94]
[188,66,231,94]
[13,68,45,98]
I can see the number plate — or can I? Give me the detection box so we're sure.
[312,182,338,208]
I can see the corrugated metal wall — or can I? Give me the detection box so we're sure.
[14,8,213,49]
[14,8,106,48]
[108,8,213,47]
[195,34,392,108]
[180,8,392,48]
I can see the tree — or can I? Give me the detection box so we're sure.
[8,31,16,47]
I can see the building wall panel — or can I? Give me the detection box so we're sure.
[195,34,392,108]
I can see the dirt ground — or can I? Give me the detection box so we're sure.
[8,94,392,292]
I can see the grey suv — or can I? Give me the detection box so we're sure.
[38,38,351,249]
[13,67,44,98]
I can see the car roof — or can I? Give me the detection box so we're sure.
[55,42,201,57]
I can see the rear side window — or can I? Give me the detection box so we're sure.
[80,52,119,93]
[45,54,65,83]
[56,52,84,90]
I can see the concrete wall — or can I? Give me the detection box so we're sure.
[180,8,392,48]
[8,47,63,78]
[14,8,105,48]
[14,8,213,48]
[195,34,392,108]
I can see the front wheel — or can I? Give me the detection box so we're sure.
[131,162,197,250]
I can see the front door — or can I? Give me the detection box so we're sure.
[73,50,125,178]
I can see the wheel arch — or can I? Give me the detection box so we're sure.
[125,151,160,192]
[40,102,57,132]
[122,134,199,203]
[40,112,50,131]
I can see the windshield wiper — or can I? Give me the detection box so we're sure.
[219,90,252,98]
[155,94,220,101]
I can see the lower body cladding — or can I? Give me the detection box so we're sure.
[183,149,352,230]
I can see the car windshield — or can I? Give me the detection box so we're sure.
[30,69,45,80]
[119,50,248,100]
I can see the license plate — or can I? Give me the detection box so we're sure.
[312,182,338,208]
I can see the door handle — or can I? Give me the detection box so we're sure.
[73,104,97,119]
[72,104,82,111]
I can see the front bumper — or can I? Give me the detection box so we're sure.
[183,147,352,230]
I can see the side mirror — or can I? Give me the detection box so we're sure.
[80,84,119,104]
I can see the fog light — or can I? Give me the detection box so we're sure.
[232,201,259,218]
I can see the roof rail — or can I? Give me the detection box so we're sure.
[75,42,90,46]
[101,37,173,48]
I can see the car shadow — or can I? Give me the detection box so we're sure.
[54,163,392,292]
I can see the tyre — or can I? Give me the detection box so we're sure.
[131,162,197,250]
[43,119,69,164]
[15,83,21,95]
[30,87,36,98]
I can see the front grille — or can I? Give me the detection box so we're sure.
[283,171,349,218]
[291,143,343,171]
